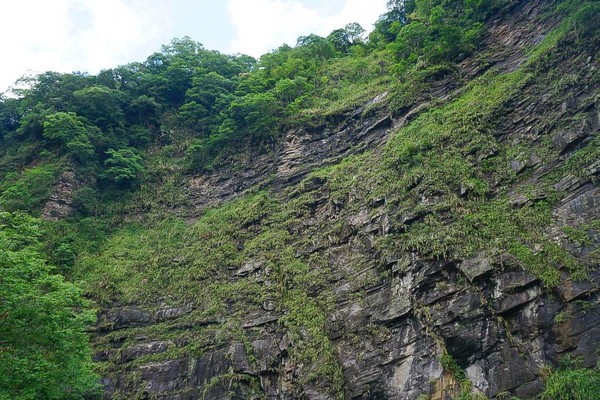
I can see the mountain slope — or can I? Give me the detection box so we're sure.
[1,0,599,399]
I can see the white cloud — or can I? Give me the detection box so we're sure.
[0,1,390,94]
[227,0,388,57]
[0,0,168,93]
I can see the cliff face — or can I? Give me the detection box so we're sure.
[88,1,599,399]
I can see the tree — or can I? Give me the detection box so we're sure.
[43,112,86,144]
[178,101,210,132]
[0,212,100,399]
[125,95,161,127]
[13,72,92,114]
[43,112,95,163]
[66,134,95,164]
[369,0,417,45]
[186,72,233,111]
[273,77,311,105]
[296,34,337,60]
[0,96,20,140]
[327,23,366,53]
[72,86,126,131]
[102,147,144,186]
[0,164,58,213]
[228,92,282,142]
[142,37,205,107]
[388,20,430,60]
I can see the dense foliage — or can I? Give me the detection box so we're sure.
[540,358,600,400]
[0,0,520,196]
[0,212,99,399]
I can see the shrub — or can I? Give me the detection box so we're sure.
[540,366,600,400]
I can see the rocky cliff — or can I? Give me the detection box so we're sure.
[85,1,599,398]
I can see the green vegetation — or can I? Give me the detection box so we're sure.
[71,190,345,396]
[0,163,59,212]
[0,212,99,399]
[0,0,525,188]
[0,0,598,398]
[540,358,600,400]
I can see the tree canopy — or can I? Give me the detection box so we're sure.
[0,212,99,399]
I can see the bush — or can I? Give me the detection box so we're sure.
[101,147,144,187]
[228,92,282,143]
[0,164,59,213]
[185,133,229,171]
[540,366,600,400]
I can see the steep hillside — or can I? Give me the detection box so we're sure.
[1,0,599,399]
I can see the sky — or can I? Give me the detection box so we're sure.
[0,0,388,94]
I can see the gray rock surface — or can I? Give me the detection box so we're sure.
[92,1,600,398]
